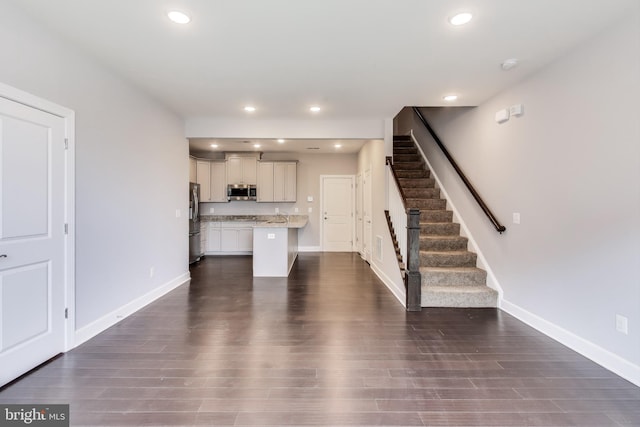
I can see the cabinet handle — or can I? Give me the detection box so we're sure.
[0,254,7,258]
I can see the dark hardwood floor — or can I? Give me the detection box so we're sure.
[1,253,638,426]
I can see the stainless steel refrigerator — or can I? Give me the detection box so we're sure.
[189,182,203,264]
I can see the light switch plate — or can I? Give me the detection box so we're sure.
[267,233,275,240]
[307,196,313,202]
[495,108,510,124]
[513,213,521,224]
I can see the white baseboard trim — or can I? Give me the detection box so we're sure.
[371,262,406,308]
[74,272,191,347]
[501,299,640,387]
[299,246,322,252]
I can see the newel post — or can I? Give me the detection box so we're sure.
[405,208,421,311]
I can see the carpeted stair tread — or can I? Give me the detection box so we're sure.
[420,250,477,267]
[420,222,460,235]
[420,235,468,251]
[420,266,487,286]
[399,178,436,188]
[421,285,498,308]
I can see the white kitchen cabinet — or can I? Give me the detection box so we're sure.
[206,222,221,252]
[189,156,197,183]
[257,162,274,202]
[238,228,253,251]
[209,161,227,202]
[196,160,211,201]
[227,155,257,185]
[274,162,297,202]
[218,222,255,253]
[258,161,296,202]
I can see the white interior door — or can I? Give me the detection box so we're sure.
[363,168,372,262]
[0,96,66,387]
[356,173,363,257]
[321,176,354,252]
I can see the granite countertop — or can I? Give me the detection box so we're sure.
[200,214,308,229]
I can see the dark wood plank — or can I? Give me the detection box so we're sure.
[0,253,637,427]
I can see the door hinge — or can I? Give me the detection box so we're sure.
[64,223,69,234]
[64,138,69,150]
[64,308,69,319]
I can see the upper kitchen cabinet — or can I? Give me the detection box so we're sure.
[189,156,197,183]
[195,159,211,201]
[257,161,297,202]
[226,154,258,185]
[195,159,227,202]
[209,161,227,202]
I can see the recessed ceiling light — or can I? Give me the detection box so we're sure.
[334,144,342,148]
[501,58,519,71]
[254,144,261,148]
[168,11,191,24]
[210,144,218,148]
[277,139,285,143]
[443,95,458,102]
[449,12,472,26]
[309,106,321,113]
[244,106,256,112]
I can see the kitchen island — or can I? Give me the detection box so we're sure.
[252,216,308,277]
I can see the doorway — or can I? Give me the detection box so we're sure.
[320,175,355,252]
[0,83,74,386]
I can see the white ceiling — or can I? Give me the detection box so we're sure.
[190,137,368,156]
[10,0,636,152]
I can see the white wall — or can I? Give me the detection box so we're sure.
[396,11,640,382]
[0,2,189,337]
[200,152,358,249]
[358,140,405,304]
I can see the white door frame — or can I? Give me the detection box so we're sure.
[320,175,355,252]
[0,82,76,352]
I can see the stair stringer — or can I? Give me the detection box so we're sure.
[409,130,503,300]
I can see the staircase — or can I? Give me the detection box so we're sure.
[392,135,497,308]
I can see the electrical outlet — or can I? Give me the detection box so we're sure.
[175,209,181,218]
[308,207,313,213]
[275,207,279,214]
[294,207,299,213]
[616,314,628,335]
[209,207,215,214]
[149,266,155,278]
[513,212,521,224]
[267,233,275,240]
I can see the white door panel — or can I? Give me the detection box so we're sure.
[321,176,354,252]
[0,96,66,387]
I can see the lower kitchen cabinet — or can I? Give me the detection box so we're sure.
[205,221,254,254]
[206,222,221,252]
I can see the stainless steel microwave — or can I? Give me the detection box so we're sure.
[227,184,257,201]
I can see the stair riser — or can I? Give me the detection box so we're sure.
[394,154,422,163]
[393,148,418,155]
[403,188,439,198]
[420,252,477,268]
[408,199,447,210]
[420,210,452,223]
[393,140,413,147]
[421,269,487,286]
[394,161,424,170]
[395,169,430,179]
[399,178,435,188]
[421,288,497,308]
[420,238,468,251]
[420,223,460,235]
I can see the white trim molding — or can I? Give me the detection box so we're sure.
[501,299,640,387]
[74,273,190,347]
[371,262,406,308]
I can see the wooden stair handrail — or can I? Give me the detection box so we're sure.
[412,107,506,234]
